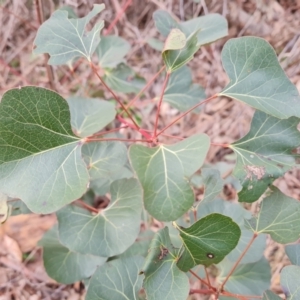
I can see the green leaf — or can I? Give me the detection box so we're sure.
[86,256,144,300]
[153,10,228,46]
[0,87,89,214]
[163,66,206,112]
[218,257,271,297]
[285,244,300,266]
[180,13,228,46]
[96,35,131,68]
[103,64,146,93]
[153,10,179,37]
[33,4,105,65]
[141,227,189,300]
[263,290,283,300]
[199,168,223,203]
[245,186,300,244]
[230,110,300,203]
[67,97,116,137]
[219,37,300,119]
[147,38,164,51]
[163,30,198,72]
[38,225,106,284]
[57,178,143,257]
[176,213,241,271]
[129,134,210,221]
[82,141,127,180]
[10,199,32,216]
[119,230,155,258]
[163,28,186,51]
[197,199,266,264]
[280,265,300,299]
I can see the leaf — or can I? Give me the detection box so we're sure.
[67,97,116,137]
[180,13,228,46]
[119,230,155,258]
[57,178,143,257]
[280,265,300,299]
[86,256,144,300]
[263,290,283,300]
[0,87,89,214]
[245,186,300,244]
[163,28,186,51]
[153,10,179,37]
[199,168,223,203]
[230,110,300,203]
[176,213,241,271]
[141,227,189,300]
[33,4,105,65]
[0,192,9,223]
[129,134,210,221]
[38,225,106,284]
[162,30,199,72]
[96,35,131,68]
[197,199,266,264]
[10,200,32,216]
[285,244,300,266]
[218,257,271,297]
[163,66,206,112]
[147,38,164,51]
[219,37,300,119]
[103,64,146,93]
[153,10,228,46]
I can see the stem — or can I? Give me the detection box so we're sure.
[104,0,133,35]
[157,94,217,137]
[211,142,229,148]
[154,71,170,138]
[220,233,258,291]
[193,208,197,222]
[204,267,212,287]
[91,126,128,137]
[221,291,262,300]
[189,270,213,289]
[189,289,214,295]
[119,66,166,114]
[35,0,55,90]
[90,63,140,130]
[86,137,151,143]
[74,200,99,214]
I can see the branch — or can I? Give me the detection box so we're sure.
[219,233,258,291]
[154,71,170,138]
[90,63,140,130]
[157,94,217,137]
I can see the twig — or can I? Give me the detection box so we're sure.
[204,267,212,287]
[189,289,214,295]
[104,0,133,35]
[74,199,99,214]
[154,71,170,138]
[220,233,258,291]
[189,270,213,289]
[91,125,128,137]
[211,142,229,148]
[157,94,217,137]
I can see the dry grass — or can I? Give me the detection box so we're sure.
[1,0,300,299]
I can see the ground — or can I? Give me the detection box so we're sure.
[0,0,300,299]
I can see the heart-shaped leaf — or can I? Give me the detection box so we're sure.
[67,97,116,137]
[197,199,266,264]
[285,244,300,266]
[245,186,300,244]
[280,265,300,299]
[86,256,144,300]
[0,87,89,213]
[57,178,142,257]
[230,110,300,203]
[218,257,271,297]
[176,213,241,271]
[129,134,210,221]
[153,10,228,46]
[219,37,300,119]
[33,4,105,65]
[96,35,131,68]
[38,225,106,284]
[103,64,146,93]
[163,66,206,112]
[141,227,189,300]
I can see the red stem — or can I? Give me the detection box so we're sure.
[119,66,166,115]
[189,270,213,289]
[104,0,133,35]
[91,125,128,137]
[204,267,212,287]
[220,233,258,291]
[86,137,151,143]
[154,71,170,138]
[90,63,140,130]
[189,289,214,295]
[74,200,99,214]
[211,142,229,148]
